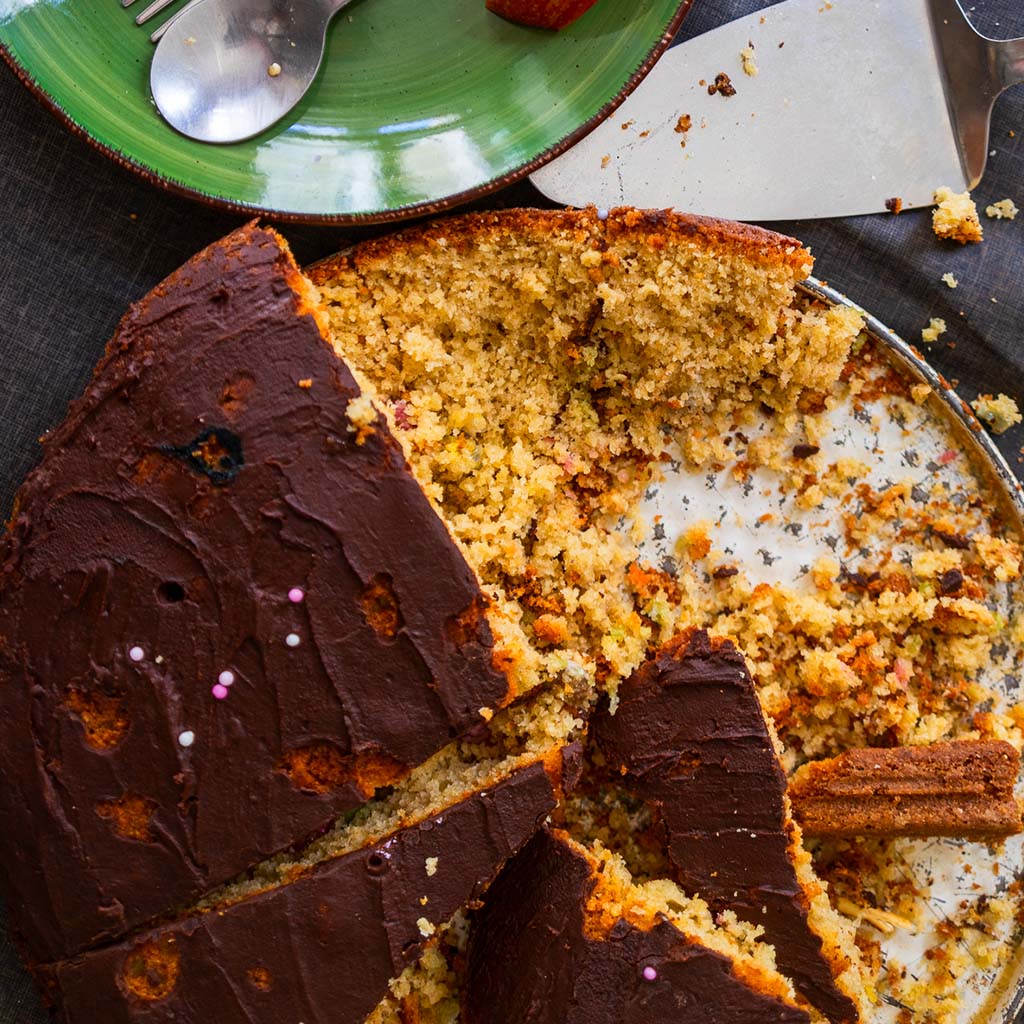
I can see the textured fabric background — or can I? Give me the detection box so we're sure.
[0,0,1021,1019]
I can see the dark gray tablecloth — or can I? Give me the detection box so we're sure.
[1,0,1021,1019]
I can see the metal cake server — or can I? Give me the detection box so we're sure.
[150,0,356,144]
[531,0,1024,220]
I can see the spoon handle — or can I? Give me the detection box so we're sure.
[149,0,203,41]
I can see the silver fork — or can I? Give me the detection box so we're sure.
[122,0,204,42]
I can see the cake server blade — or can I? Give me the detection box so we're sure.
[530,0,1024,221]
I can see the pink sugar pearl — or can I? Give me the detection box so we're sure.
[212,684,229,700]
[642,967,657,982]
[288,587,305,604]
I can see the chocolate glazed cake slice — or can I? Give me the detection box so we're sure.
[592,629,867,1024]
[43,749,569,1024]
[463,827,810,1024]
[0,224,512,964]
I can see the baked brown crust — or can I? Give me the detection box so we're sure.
[789,740,1022,839]
[307,206,810,284]
[0,222,509,964]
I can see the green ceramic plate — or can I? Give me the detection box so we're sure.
[0,0,691,223]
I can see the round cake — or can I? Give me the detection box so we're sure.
[3,208,1017,1024]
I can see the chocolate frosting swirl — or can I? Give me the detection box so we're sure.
[0,224,508,963]
[47,758,559,1024]
[464,828,809,1024]
[592,629,860,1024]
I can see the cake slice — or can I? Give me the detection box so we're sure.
[463,827,810,1024]
[592,629,867,1024]
[311,207,862,705]
[0,224,516,963]
[41,741,572,1024]
[789,740,1022,839]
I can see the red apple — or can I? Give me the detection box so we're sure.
[486,0,602,31]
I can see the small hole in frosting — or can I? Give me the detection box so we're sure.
[158,581,186,603]
[366,851,390,876]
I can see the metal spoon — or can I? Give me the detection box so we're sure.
[150,0,355,144]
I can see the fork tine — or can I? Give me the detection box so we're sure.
[135,0,179,26]
[149,0,202,41]
[121,0,139,7]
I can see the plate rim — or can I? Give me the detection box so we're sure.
[0,0,694,226]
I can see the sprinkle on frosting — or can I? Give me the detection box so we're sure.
[642,966,658,981]
[178,731,195,748]
[288,587,305,604]
[129,646,145,662]
[218,670,235,687]
[285,633,301,648]
[211,684,229,700]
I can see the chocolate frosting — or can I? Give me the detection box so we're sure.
[48,758,558,1024]
[0,224,509,963]
[592,630,859,1024]
[463,828,809,1024]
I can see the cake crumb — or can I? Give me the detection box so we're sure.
[708,72,736,97]
[416,917,435,938]
[267,62,282,78]
[910,382,931,404]
[932,186,983,243]
[985,198,1019,220]
[885,197,903,215]
[971,393,1022,434]
[346,394,376,428]
[298,377,313,389]
[601,154,611,168]
[425,856,439,877]
[674,113,692,149]
[740,44,758,77]
[941,273,958,289]
[921,317,946,343]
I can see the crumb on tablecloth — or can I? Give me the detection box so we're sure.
[985,198,1019,220]
[921,317,946,343]
[971,393,1022,435]
[932,187,983,244]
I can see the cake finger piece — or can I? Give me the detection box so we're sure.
[789,740,1022,840]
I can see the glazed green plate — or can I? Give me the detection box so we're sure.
[0,0,691,223]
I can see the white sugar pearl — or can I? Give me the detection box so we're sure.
[218,670,235,687]
[129,646,145,662]
[285,633,301,648]
[178,730,195,747]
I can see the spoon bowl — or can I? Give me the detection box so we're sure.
[151,0,352,144]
